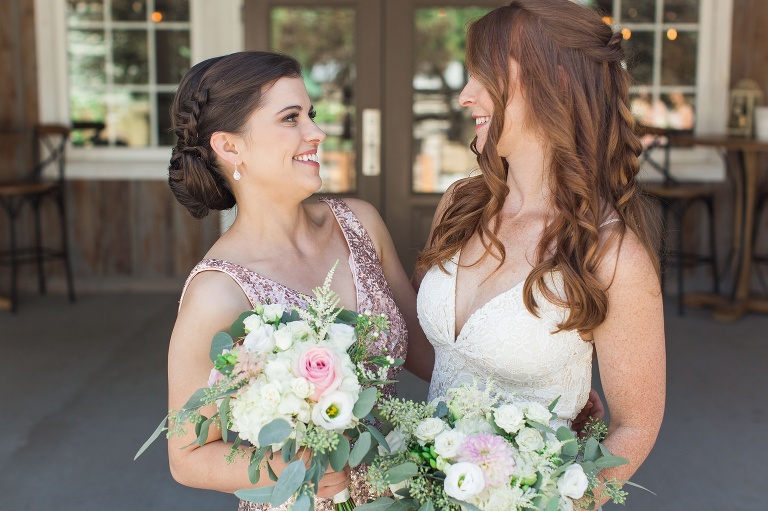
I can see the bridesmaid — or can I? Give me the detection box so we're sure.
[165,51,432,510]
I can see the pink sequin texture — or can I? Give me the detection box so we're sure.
[180,197,408,510]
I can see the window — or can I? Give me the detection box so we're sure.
[65,0,191,148]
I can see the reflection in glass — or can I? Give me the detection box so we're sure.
[412,7,490,193]
[156,30,191,84]
[111,0,145,21]
[157,92,176,146]
[662,30,697,85]
[66,0,104,22]
[271,8,356,194]
[664,0,699,23]
[623,30,654,86]
[108,91,150,147]
[662,92,695,130]
[68,30,107,87]
[621,0,655,22]
[70,90,107,146]
[113,30,149,84]
[155,0,190,21]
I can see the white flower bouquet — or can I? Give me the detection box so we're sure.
[362,381,644,511]
[136,263,402,511]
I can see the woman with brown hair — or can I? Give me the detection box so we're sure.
[412,0,666,505]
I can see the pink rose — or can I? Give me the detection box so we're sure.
[295,346,342,401]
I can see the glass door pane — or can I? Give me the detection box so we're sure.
[411,7,490,193]
[270,7,357,193]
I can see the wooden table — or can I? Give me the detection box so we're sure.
[671,133,768,321]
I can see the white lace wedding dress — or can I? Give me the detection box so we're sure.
[417,252,593,429]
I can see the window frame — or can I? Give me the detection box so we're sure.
[34,0,243,179]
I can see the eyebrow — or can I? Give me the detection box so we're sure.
[275,104,316,115]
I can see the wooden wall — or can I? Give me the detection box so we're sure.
[0,0,219,297]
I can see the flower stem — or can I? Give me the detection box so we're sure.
[332,488,355,511]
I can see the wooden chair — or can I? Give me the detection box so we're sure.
[752,186,768,295]
[0,124,75,312]
[638,124,720,314]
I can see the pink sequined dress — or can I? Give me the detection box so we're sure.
[180,197,408,511]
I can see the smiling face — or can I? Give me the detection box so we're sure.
[238,76,326,196]
[458,59,532,158]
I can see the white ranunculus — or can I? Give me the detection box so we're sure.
[243,324,276,354]
[242,313,264,334]
[311,391,355,431]
[326,323,357,351]
[557,464,589,499]
[286,320,313,341]
[278,392,311,423]
[262,304,285,323]
[378,427,408,455]
[260,382,283,410]
[414,418,447,445]
[444,462,485,500]
[494,404,525,434]
[524,402,553,425]
[273,325,295,351]
[433,429,466,461]
[290,377,314,400]
[516,427,546,452]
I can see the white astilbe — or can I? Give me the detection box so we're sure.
[295,260,342,339]
[447,379,500,421]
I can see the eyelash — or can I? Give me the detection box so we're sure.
[284,109,317,123]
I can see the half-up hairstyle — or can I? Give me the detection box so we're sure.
[417,0,658,332]
[169,51,302,218]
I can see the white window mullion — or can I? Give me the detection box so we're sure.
[147,0,159,147]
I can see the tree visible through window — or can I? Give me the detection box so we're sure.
[66,0,191,147]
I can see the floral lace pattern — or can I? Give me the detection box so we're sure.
[417,252,593,428]
[180,197,408,511]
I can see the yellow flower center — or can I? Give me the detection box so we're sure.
[326,404,340,418]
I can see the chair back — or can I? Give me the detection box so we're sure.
[638,124,676,185]
[32,124,70,183]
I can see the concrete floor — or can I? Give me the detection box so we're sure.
[1,291,767,510]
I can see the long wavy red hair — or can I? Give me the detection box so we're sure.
[417,0,658,332]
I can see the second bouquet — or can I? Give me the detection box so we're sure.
[136,263,402,511]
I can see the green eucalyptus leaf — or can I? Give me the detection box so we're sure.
[282,439,296,463]
[229,311,255,338]
[621,480,656,495]
[267,459,279,482]
[270,460,306,507]
[418,501,435,511]
[547,396,561,412]
[544,496,560,511]
[527,421,556,435]
[330,434,350,472]
[389,499,418,511]
[219,397,230,443]
[595,455,629,469]
[197,417,214,446]
[355,497,396,511]
[134,416,168,459]
[353,388,379,419]
[556,426,575,442]
[584,437,600,462]
[334,308,359,325]
[365,423,391,453]
[293,494,311,511]
[182,388,209,410]
[434,401,449,418]
[384,462,419,484]
[349,431,372,467]
[447,498,481,511]
[258,418,293,447]
[210,332,234,362]
[235,486,273,503]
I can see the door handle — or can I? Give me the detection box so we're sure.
[362,108,381,176]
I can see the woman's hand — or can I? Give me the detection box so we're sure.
[572,388,605,437]
[267,447,352,499]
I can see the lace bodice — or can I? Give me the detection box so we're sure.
[417,252,593,427]
[180,198,407,511]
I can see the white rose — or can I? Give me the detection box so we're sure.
[557,464,589,499]
[243,324,276,354]
[242,313,263,334]
[273,325,295,351]
[379,427,408,455]
[326,323,357,351]
[494,404,525,434]
[524,402,553,425]
[278,392,311,423]
[433,429,466,461]
[444,462,485,500]
[262,304,285,323]
[260,382,283,410]
[339,375,362,396]
[454,417,494,436]
[290,377,314,400]
[311,391,355,431]
[414,418,447,445]
[516,427,545,452]
[286,320,313,340]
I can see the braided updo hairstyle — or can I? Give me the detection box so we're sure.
[168,51,302,218]
[418,0,658,333]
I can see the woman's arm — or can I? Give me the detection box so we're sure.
[344,198,434,382]
[167,271,349,496]
[591,230,666,502]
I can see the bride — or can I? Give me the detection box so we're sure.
[411,0,665,503]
